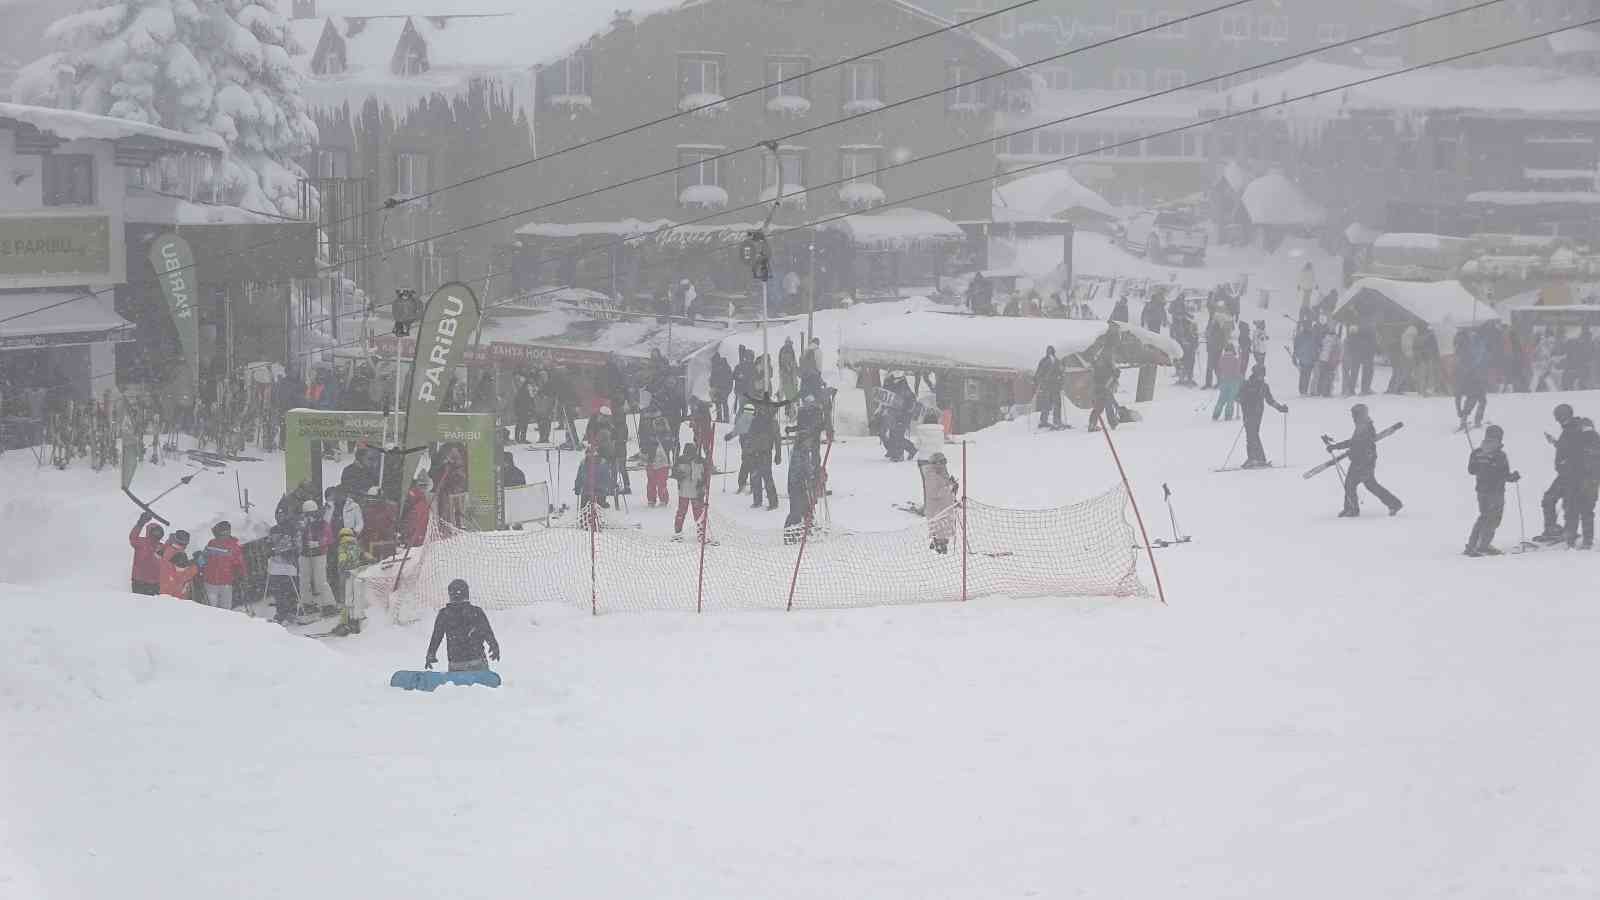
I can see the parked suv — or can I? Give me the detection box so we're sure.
[1119,209,1208,265]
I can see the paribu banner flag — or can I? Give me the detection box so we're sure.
[148,233,199,392]
[400,282,482,464]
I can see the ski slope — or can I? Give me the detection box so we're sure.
[3,363,1597,898]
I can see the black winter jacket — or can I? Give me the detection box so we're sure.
[1330,421,1379,468]
[426,600,500,664]
[1236,375,1285,419]
[1468,443,1518,493]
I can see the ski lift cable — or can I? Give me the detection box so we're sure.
[53,13,1590,390]
[286,0,1519,339]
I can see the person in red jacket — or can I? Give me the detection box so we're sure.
[402,475,433,547]
[201,520,248,610]
[359,486,399,560]
[129,512,165,595]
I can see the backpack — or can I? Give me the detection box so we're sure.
[1580,425,1600,483]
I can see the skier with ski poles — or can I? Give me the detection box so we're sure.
[1236,364,1288,469]
[1323,403,1403,518]
[1464,424,1520,556]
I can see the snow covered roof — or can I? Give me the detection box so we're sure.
[993,168,1115,223]
[1240,171,1325,228]
[0,291,133,340]
[0,101,223,152]
[1465,191,1600,206]
[1333,278,1499,328]
[839,310,1180,374]
[1222,61,1600,120]
[124,189,288,225]
[819,208,966,249]
[478,305,725,364]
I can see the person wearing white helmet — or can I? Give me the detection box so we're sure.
[298,498,333,612]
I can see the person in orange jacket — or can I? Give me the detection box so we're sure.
[158,530,199,600]
[200,521,248,609]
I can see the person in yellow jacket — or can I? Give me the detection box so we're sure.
[334,528,373,635]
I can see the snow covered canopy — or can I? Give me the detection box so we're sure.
[1333,278,1499,330]
[1240,171,1325,228]
[839,311,1180,375]
[0,292,134,344]
[993,168,1116,223]
[819,208,966,249]
[1223,61,1600,120]
[0,102,222,153]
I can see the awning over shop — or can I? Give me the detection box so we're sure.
[820,208,967,249]
[0,291,134,349]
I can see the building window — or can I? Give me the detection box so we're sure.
[1257,15,1288,42]
[1316,23,1348,44]
[679,53,724,100]
[840,147,881,185]
[1220,11,1251,39]
[313,147,349,179]
[676,148,722,192]
[542,50,591,102]
[1112,68,1147,90]
[1153,68,1187,90]
[395,152,429,198]
[766,56,809,99]
[842,61,883,110]
[1154,10,1187,38]
[946,63,983,112]
[1114,9,1147,34]
[762,148,805,191]
[43,154,95,206]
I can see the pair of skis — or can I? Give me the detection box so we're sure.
[1301,422,1405,480]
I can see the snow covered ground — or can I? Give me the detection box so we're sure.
[5,357,1599,896]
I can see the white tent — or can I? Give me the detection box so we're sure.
[1241,171,1326,227]
[1333,277,1499,329]
[839,311,1180,374]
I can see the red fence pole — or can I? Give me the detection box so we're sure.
[785,435,833,612]
[696,423,714,614]
[1098,424,1168,606]
[961,439,969,603]
[588,442,598,616]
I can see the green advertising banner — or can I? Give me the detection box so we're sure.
[400,283,481,468]
[148,233,200,391]
[283,409,500,530]
[0,215,112,277]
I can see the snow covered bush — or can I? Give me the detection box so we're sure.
[14,0,317,217]
[838,182,885,209]
[679,184,729,209]
[765,94,810,117]
[678,92,728,116]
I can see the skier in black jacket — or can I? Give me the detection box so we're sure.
[1464,424,1520,556]
[1324,403,1402,517]
[1034,346,1063,429]
[1538,403,1585,542]
[1560,416,1598,548]
[1236,364,1287,468]
[425,579,501,672]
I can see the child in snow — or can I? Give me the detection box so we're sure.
[671,443,710,539]
[644,441,672,508]
[1212,344,1243,422]
[1465,424,1520,556]
[201,520,248,610]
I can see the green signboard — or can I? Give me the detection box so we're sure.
[0,216,112,277]
[283,409,500,531]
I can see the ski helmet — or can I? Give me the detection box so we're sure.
[213,521,231,536]
[447,579,470,602]
[172,530,190,546]
[1351,402,1369,418]
[147,523,165,540]
[1555,403,1574,422]
[1484,424,1504,441]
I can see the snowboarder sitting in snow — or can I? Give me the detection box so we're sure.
[1323,403,1403,518]
[1237,364,1288,469]
[129,512,165,596]
[1464,424,1520,557]
[425,579,500,673]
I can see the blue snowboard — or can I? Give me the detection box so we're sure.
[389,669,502,691]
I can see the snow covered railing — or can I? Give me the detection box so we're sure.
[678,92,729,116]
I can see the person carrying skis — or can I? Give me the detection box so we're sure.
[1237,364,1288,468]
[425,579,500,673]
[1034,346,1063,429]
[671,443,710,539]
[129,512,165,596]
[1323,402,1403,518]
[201,520,247,609]
[1464,424,1520,556]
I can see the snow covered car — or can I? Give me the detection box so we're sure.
[1119,210,1208,265]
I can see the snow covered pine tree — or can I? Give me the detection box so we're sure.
[15,0,316,216]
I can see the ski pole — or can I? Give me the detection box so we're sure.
[1220,423,1244,470]
[147,474,196,506]
[1514,479,1529,550]
[1162,483,1182,542]
[1282,408,1289,467]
